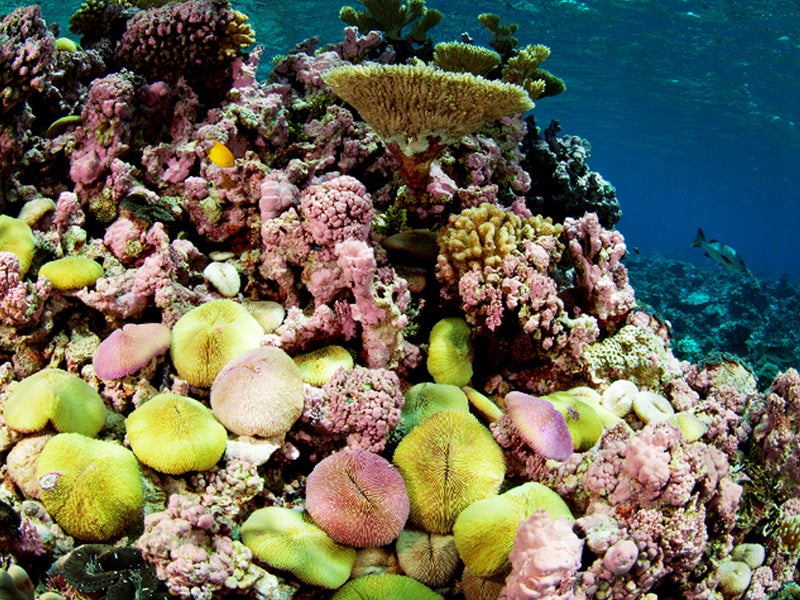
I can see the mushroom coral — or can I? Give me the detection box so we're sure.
[426,316,473,386]
[452,481,573,578]
[210,346,305,437]
[170,299,264,387]
[240,506,356,589]
[0,215,35,276]
[93,322,171,379]
[3,368,106,437]
[39,256,104,291]
[322,63,532,190]
[305,450,409,547]
[36,433,144,541]
[395,530,460,588]
[392,410,505,534]
[331,573,443,599]
[125,393,227,474]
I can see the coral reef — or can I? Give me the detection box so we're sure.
[0,2,796,599]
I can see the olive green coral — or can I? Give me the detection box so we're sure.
[426,317,473,386]
[0,215,35,277]
[331,573,443,599]
[339,0,442,42]
[433,42,500,76]
[502,44,566,100]
[3,368,106,437]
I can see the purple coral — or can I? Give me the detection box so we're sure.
[0,6,55,113]
[135,494,264,599]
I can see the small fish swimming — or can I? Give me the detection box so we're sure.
[690,228,750,275]
[208,140,235,168]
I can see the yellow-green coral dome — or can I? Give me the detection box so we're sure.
[125,393,227,474]
[393,410,505,534]
[170,299,264,387]
[3,368,106,437]
[39,256,104,291]
[37,433,144,541]
[0,215,35,276]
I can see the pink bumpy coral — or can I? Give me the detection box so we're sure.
[304,366,404,453]
[501,511,585,600]
[0,252,50,327]
[135,494,262,599]
[562,212,635,328]
[299,175,374,246]
[305,450,409,547]
[0,6,55,113]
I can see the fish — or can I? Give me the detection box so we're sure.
[208,140,235,168]
[690,228,750,275]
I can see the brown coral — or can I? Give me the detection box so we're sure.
[322,63,532,190]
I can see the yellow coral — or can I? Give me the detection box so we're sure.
[220,9,255,60]
[583,324,675,387]
[432,42,500,76]
[322,63,533,156]
[437,203,563,274]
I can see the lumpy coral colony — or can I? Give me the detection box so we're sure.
[0,0,797,598]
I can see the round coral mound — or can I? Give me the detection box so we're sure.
[331,573,443,599]
[170,299,264,387]
[37,433,144,541]
[94,322,171,379]
[393,410,505,534]
[210,346,305,437]
[125,393,227,475]
[306,450,409,547]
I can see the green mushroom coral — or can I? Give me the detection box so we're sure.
[332,573,443,599]
[543,391,605,451]
[37,433,144,541]
[240,506,356,589]
[125,393,227,475]
[3,368,106,437]
[0,215,35,277]
[426,316,473,386]
[340,0,442,43]
[393,410,505,534]
[39,256,104,291]
[453,481,573,577]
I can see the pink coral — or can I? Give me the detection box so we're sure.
[0,6,55,113]
[302,366,404,453]
[305,450,409,547]
[502,391,574,461]
[259,175,299,221]
[562,212,635,328]
[299,175,374,246]
[501,511,585,600]
[93,322,171,379]
[135,494,263,599]
[0,252,50,327]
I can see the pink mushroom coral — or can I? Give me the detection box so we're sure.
[93,323,171,379]
[504,391,574,461]
[305,449,409,547]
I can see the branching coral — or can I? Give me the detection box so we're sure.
[339,0,442,43]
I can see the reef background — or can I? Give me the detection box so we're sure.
[25,0,800,279]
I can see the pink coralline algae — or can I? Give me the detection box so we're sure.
[501,511,585,600]
[69,72,136,197]
[135,494,265,600]
[0,252,50,327]
[547,422,743,598]
[301,366,404,454]
[114,0,254,92]
[0,6,55,113]
[563,212,636,327]
[299,175,375,247]
[749,367,800,500]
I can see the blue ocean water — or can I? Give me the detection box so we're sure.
[20,0,799,281]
